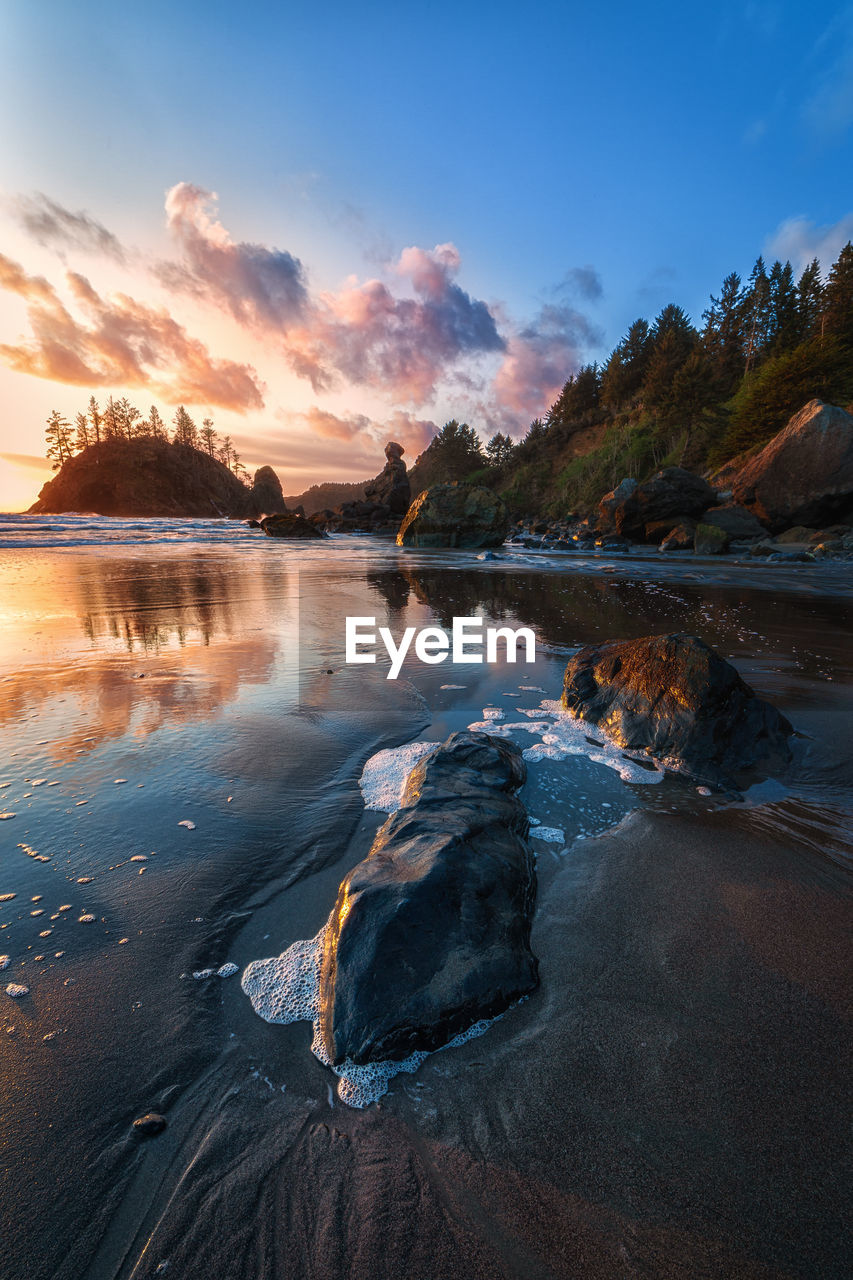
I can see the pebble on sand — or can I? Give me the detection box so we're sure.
[0,813,17,820]
[132,1113,166,1136]
[78,914,95,924]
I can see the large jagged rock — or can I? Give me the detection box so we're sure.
[397,482,509,548]
[319,731,538,1065]
[28,438,251,517]
[597,477,637,532]
[731,400,853,532]
[244,465,286,519]
[561,633,792,790]
[260,512,324,539]
[599,468,714,541]
[364,441,411,516]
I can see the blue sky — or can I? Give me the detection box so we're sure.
[1,0,852,507]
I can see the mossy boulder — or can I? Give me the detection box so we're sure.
[397,483,509,549]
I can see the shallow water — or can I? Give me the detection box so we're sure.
[0,522,850,1279]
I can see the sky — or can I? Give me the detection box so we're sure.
[1,0,852,510]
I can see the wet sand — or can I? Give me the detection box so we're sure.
[0,534,850,1279]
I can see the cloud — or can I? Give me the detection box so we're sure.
[0,252,264,411]
[159,182,308,328]
[15,193,127,262]
[155,189,505,406]
[282,242,505,404]
[0,452,54,472]
[299,406,436,457]
[767,213,853,274]
[492,301,603,417]
[557,265,603,301]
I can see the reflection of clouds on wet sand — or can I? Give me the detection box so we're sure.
[0,554,295,760]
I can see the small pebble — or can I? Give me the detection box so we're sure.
[0,813,17,821]
[78,914,95,924]
[77,878,92,884]
[0,893,17,902]
[39,930,52,938]
[133,1113,166,1135]
[130,855,147,862]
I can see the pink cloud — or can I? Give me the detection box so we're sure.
[0,252,264,411]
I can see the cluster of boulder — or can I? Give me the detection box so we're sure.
[511,400,853,562]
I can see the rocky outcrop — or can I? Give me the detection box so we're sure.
[561,633,792,790]
[700,502,765,540]
[260,512,324,539]
[598,468,714,541]
[28,438,251,517]
[244,465,286,519]
[318,731,538,1065]
[731,400,853,532]
[363,441,411,516]
[397,483,509,548]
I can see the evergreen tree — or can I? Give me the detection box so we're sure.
[44,410,73,470]
[600,319,651,409]
[74,411,90,452]
[702,272,746,394]
[147,406,167,439]
[172,405,198,447]
[768,260,799,354]
[642,306,697,408]
[796,259,824,340]
[744,257,772,371]
[218,434,235,469]
[822,242,853,345]
[200,418,218,457]
[485,432,515,466]
[101,396,120,440]
[87,395,102,445]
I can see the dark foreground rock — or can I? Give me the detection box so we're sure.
[731,399,853,531]
[694,522,729,555]
[397,482,509,548]
[318,731,538,1065]
[562,633,793,790]
[260,512,324,538]
[132,1113,167,1136]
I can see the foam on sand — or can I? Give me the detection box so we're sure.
[359,741,440,813]
[242,925,500,1109]
[469,697,664,786]
[5,984,28,998]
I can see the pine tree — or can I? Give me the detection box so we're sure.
[87,395,102,444]
[44,410,73,470]
[768,260,799,354]
[101,396,120,440]
[200,418,218,457]
[218,434,234,469]
[599,319,651,409]
[702,272,746,394]
[172,405,198,447]
[147,406,166,439]
[74,411,90,452]
[822,242,853,345]
[796,259,824,340]
[485,432,515,466]
[744,257,772,371]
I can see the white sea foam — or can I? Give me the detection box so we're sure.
[439,684,466,690]
[178,820,196,830]
[529,825,565,844]
[217,962,238,977]
[242,925,500,1109]
[0,956,9,970]
[358,741,440,813]
[5,984,28,998]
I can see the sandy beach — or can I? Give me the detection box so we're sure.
[0,522,850,1279]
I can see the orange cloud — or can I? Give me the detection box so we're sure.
[0,252,264,411]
